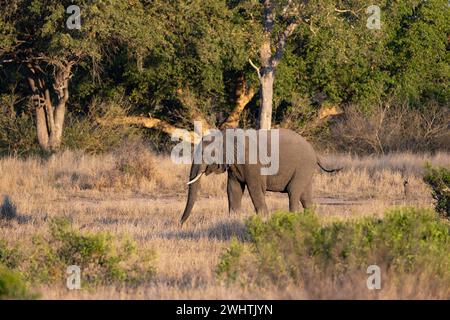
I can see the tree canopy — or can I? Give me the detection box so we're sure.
[0,0,448,153]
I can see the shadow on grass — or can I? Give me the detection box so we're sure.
[0,195,32,224]
[159,219,249,242]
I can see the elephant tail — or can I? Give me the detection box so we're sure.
[317,158,343,173]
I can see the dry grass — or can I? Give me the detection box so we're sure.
[0,149,448,299]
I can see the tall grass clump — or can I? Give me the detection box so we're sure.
[217,208,450,299]
[424,164,450,218]
[52,140,163,192]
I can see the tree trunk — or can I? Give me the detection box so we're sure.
[258,38,275,130]
[49,64,71,149]
[27,75,50,149]
[259,70,274,130]
[26,61,73,151]
[253,0,300,130]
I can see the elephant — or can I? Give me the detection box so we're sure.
[180,128,341,224]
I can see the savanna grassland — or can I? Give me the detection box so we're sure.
[1,0,449,302]
[0,146,448,299]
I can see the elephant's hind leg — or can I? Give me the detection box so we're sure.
[288,190,301,212]
[300,183,313,210]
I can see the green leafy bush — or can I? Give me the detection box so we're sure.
[0,239,22,269]
[0,266,35,300]
[216,238,246,284]
[0,112,41,156]
[62,98,143,154]
[28,218,156,286]
[217,208,450,296]
[424,164,450,217]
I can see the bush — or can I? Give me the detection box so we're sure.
[0,266,35,300]
[63,97,143,154]
[0,111,41,156]
[330,103,449,154]
[28,218,156,286]
[113,140,161,183]
[424,164,450,217]
[217,208,450,298]
[216,238,246,284]
[0,239,22,269]
[0,95,143,156]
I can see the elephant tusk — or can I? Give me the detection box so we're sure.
[187,172,204,185]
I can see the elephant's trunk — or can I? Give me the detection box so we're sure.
[180,163,206,225]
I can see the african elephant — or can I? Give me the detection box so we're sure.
[180,128,340,224]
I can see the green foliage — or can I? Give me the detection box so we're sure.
[279,0,450,109]
[122,0,257,120]
[218,208,450,288]
[0,266,36,300]
[424,164,450,217]
[0,239,22,269]
[0,1,448,153]
[0,111,41,156]
[28,218,156,286]
[62,97,143,154]
[216,238,246,283]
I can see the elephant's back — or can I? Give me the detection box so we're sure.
[278,128,317,174]
[278,129,316,157]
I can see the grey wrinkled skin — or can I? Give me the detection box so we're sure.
[180,128,341,225]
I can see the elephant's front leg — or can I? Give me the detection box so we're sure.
[227,174,245,214]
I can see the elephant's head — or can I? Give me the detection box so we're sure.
[180,138,228,225]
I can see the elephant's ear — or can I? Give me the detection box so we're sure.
[205,163,227,176]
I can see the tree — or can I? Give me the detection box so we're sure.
[97,0,344,139]
[0,0,159,151]
[249,0,313,129]
[97,0,258,142]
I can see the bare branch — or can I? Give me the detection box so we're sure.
[334,7,363,17]
[96,116,202,144]
[248,58,261,79]
[281,0,293,18]
[305,17,317,35]
[175,87,212,131]
[271,19,301,67]
[262,0,275,34]
[220,85,255,129]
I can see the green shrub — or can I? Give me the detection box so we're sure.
[217,238,246,284]
[217,208,450,293]
[0,96,143,156]
[0,112,41,156]
[28,218,156,286]
[63,98,142,154]
[0,239,22,269]
[424,164,450,217]
[0,266,35,300]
